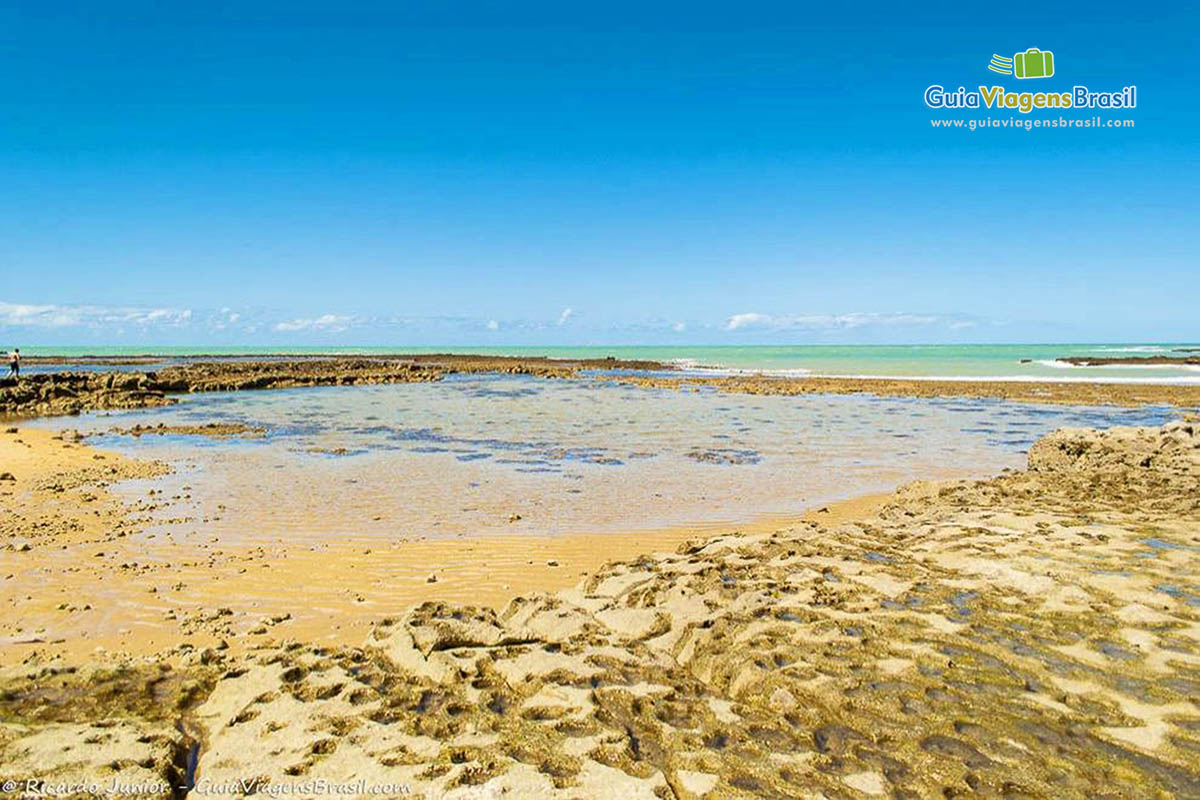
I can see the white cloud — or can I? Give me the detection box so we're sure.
[216,308,241,326]
[0,300,379,337]
[726,311,957,332]
[2,299,979,342]
[273,314,354,333]
[209,307,243,331]
[0,300,193,329]
[726,312,774,331]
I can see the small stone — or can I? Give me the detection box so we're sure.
[426,573,438,583]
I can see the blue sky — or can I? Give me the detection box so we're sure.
[1,1,1196,346]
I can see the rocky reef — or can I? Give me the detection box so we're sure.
[614,374,1200,409]
[2,420,1199,797]
[0,355,667,419]
[1058,355,1200,367]
[0,360,441,418]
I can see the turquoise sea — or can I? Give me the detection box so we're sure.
[21,343,1200,383]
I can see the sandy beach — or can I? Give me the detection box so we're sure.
[2,368,1199,797]
[5,2,1196,795]
[3,425,775,664]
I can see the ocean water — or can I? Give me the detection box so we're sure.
[20,343,1200,383]
[31,372,1178,545]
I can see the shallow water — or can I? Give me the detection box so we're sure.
[34,374,1177,544]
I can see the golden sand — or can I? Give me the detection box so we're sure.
[2,427,814,664]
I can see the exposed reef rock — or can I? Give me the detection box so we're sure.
[100,422,268,438]
[613,374,1200,409]
[1029,418,1200,475]
[1059,355,1200,367]
[0,355,667,419]
[0,359,440,418]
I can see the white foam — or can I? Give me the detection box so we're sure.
[1034,359,1199,373]
[670,366,1200,386]
[673,363,1200,384]
[663,352,1200,385]
[802,373,1200,385]
[1091,346,1171,353]
[667,359,812,378]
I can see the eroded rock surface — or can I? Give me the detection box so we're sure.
[0,360,444,418]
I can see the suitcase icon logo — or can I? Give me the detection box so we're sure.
[1013,48,1054,79]
[987,48,1055,79]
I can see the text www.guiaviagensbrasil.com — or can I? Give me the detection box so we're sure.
[931,116,1134,131]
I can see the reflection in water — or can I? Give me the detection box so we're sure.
[35,373,1176,544]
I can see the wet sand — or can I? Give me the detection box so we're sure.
[2,426,787,664]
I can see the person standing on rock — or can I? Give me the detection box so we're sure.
[6,349,18,379]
